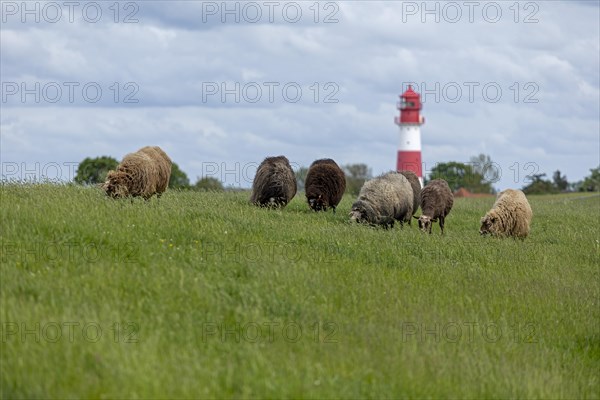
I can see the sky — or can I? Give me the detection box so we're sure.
[1,0,599,189]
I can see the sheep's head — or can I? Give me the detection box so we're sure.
[349,208,363,222]
[415,215,436,234]
[308,194,327,212]
[479,211,499,236]
[349,201,375,224]
[102,171,130,199]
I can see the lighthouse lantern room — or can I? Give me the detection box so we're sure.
[395,85,424,186]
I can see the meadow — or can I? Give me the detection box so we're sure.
[1,184,598,399]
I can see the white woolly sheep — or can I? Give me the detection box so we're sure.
[415,179,454,234]
[480,189,533,239]
[349,171,413,228]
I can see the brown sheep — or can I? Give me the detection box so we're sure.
[102,146,172,200]
[305,158,346,213]
[250,156,297,208]
[480,189,533,239]
[398,170,422,222]
[414,179,453,234]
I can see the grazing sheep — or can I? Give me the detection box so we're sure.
[349,171,413,228]
[480,189,533,239]
[398,170,422,221]
[102,146,172,200]
[250,156,297,208]
[415,179,453,234]
[305,158,346,213]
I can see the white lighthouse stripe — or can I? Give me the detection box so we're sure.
[398,125,422,151]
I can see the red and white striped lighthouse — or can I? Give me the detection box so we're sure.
[394,85,424,186]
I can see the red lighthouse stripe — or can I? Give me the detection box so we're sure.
[396,151,422,177]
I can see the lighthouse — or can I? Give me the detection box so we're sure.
[394,85,424,186]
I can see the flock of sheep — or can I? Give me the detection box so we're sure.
[101,146,533,238]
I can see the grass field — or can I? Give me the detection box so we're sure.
[1,184,599,399]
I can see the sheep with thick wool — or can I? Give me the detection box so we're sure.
[398,170,422,221]
[480,189,532,239]
[349,171,413,228]
[102,146,172,200]
[250,156,297,208]
[415,179,453,234]
[305,158,346,213]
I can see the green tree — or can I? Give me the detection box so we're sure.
[193,177,224,192]
[579,166,600,192]
[343,163,372,195]
[74,156,119,185]
[552,170,569,192]
[522,173,558,195]
[169,163,190,189]
[469,153,500,184]
[429,161,492,193]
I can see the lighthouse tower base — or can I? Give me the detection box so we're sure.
[397,151,423,186]
[396,151,422,177]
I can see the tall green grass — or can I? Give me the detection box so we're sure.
[1,184,598,398]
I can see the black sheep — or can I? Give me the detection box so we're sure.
[250,156,297,208]
[305,158,346,213]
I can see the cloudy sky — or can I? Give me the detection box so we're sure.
[1,0,599,189]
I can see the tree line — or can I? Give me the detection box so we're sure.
[74,155,600,194]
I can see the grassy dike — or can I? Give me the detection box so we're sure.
[1,184,598,398]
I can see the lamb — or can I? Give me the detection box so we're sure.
[102,146,172,200]
[305,158,346,213]
[479,189,533,239]
[349,171,413,228]
[250,155,297,208]
[398,170,422,221]
[414,179,453,234]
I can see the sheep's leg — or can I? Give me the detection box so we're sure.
[332,206,336,214]
[440,217,445,235]
[380,217,394,229]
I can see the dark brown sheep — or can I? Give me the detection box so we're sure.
[250,156,297,208]
[398,170,422,222]
[102,146,172,200]
[414,179,453,234]
[305,158,346,213]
